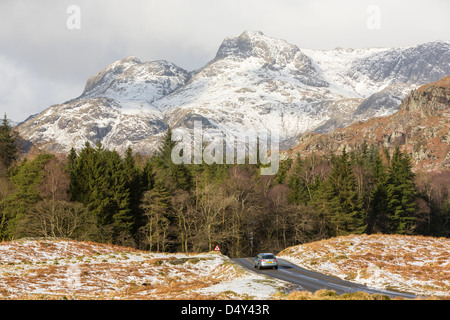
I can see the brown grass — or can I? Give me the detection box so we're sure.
[279,234,450,297]
[0,239,271,300]
[286,289,391,300]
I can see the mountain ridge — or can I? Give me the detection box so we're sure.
[16,31,450,155]
[287,76,450,172]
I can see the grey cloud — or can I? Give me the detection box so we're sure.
[0,0,448,122]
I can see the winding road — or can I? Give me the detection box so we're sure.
[233,257,418,299]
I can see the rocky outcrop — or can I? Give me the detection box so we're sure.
[288,76,450,172]
[347,41,450,84]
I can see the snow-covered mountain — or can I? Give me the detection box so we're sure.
[18,58,188,152]
[17,31,450,154]
[306,40,450,132]
[81,57,189,105]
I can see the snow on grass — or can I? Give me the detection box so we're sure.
[0,239,288,300]
[278,234,450,298]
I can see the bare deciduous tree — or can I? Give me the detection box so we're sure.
[16,200,97,240]
[39,157,70,202]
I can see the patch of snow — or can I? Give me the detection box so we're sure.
[0,239,289,299]
[278,234,450,297]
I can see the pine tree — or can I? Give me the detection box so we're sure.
[87,144,110,226]
[386,147,416,234]
[0,114,17,169]
[169,160,192,191]
[105,150,134,243]
[155,126,176,164]
[66,147,77,173]
[140,181,171,252]
[69,142,94,204]
[368,180,392,233]
[367,147,417,234]
[273,158,292,185]
[68,142,135,244]
[288,156,311,205]
[141,159,155,191]
[123,146,142,233]
[316,150,366,236]
[153,127,192,191]
[367,150,391,233]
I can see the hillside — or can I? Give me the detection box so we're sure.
[0,239,288,300]
[288,76,450,172]
[279,234,450,297]
[1,236,448,299]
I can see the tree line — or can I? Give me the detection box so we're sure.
[0,116,448,256]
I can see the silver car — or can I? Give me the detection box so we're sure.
[253,253,278,270]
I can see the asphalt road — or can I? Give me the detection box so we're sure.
[233,257,419,299]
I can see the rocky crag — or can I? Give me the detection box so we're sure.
[288,76,450,172]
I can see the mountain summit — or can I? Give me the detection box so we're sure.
[81,57,189,103]
[16,32,450,154]
[214,31,328,86]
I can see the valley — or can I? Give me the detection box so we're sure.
[0,235,448,300]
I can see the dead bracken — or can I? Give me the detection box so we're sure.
[278,234,450,298]
[0,239,287,300]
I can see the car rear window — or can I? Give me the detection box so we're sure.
[263,254,275,259]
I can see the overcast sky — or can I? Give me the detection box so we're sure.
[0,0,449,122]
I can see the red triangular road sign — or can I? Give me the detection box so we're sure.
[214,245,220,251]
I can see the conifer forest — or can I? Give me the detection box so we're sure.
[0,117,448,257]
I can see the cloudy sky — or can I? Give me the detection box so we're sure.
[0,0,449,122]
